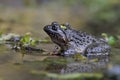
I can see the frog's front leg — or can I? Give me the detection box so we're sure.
[84,43,111,57]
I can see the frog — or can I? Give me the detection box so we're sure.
[44,22,111,57]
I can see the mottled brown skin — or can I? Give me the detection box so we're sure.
[44,22,111,57]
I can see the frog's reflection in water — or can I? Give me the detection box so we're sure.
[45,56,109,74]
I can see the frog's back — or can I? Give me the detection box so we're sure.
[67,30,98,47]
[66,29,110,55]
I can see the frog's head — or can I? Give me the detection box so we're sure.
[44,22,71,46]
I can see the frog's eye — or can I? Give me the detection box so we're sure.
[60,25,67,29]
[52,26,57,31]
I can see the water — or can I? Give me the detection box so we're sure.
[0,44,120,80]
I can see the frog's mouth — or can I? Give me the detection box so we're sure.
[44,25,68,46]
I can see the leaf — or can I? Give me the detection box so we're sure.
[60,25,67,29]
[30,70,103,79]
[90,58,99,62]
[101,33,108,38]
[108,36,116,46]
[20,35,31,46]
[46,73,103,79]
[30,40,37,46]
[73,53,87,60]
[101,33,116,46]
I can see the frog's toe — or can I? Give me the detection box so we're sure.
[63,50,77,57]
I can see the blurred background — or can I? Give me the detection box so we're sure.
[0,0,120,80]
[0,0,120,38]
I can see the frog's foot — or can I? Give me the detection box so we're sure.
[84,43,111,57]
[61,49,78,57]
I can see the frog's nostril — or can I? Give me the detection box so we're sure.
[44,25,51,31]
[43,26,47,31]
